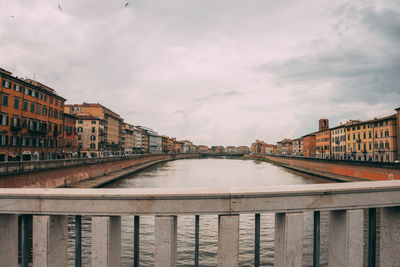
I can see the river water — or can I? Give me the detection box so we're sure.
[68,158,335,266]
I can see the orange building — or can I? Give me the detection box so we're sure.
[397,107,400,160]
[62,113,78,158]
[0,68,67,161]
[251,140,267,154]
[303,134,316,158]
[316,129,331,158]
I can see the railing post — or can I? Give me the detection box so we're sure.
[91,216,121,267]
[194,215,200,267]
[134,216,140,267]
[255,213,260,267]
[380,207,400,267]
[218,214,239,267]
[75,215,82,267]
[154,215,177,267]
[33,215,68,267]
[313,211,320,267]
[328,210,363,267]
[274,212,303,267]
[0,214,18,266]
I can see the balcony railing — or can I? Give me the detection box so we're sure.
[0,181,400,266]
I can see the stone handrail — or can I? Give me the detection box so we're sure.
[1,180,400,266]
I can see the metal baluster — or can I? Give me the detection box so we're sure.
[20,215,30,267]
[134,216,140,267]
[255,213,260,267]
[194,215,200,267]
[368,208,376,267]
[75,215,82,267]
[313,211,320,267]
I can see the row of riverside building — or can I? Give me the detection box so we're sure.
[0,68,229,161]
[251,108,400,163]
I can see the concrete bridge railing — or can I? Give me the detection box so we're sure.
[1,180,400,266]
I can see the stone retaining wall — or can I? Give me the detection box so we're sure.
[0,153,199,188]
[262,155,400,181]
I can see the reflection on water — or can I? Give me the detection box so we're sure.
[68,158,334,266]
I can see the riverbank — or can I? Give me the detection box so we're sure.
[249,154,400,182]
[0,153,199,188]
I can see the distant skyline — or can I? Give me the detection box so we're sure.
[1,0,399,146]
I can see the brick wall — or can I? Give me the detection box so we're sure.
[264,155,400,181]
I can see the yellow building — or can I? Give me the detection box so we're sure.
[373,114,397,162]
[345,120,374,161]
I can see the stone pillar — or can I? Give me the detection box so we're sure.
[380,207,400,267]
[0,215,18,266]
[33,215,68,267]
[328,210,363,267]
[92,216,121,267]
[274,212,303,267]
[218,214,239,267]
[154,215,177,267]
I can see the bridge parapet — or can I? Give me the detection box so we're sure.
[1,180,400,266]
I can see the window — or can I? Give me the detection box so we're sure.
[49,108,53,118]
[14,84,22,92]
[30,102,35,113]
[31,90,36,97]
[2,94,9,106]
[77,127,83,132]
[369,131,372,138]
[54,109,58,119]
[92,127,95,133]
[2,80,11,88]
[24,88,29,95]
[14,97,19,109]
[363,132,366,139]
[90,135,96,141]
[22,118,27,128]
[50,97,53,104]
[0,135,8,145]
[385,130,389,137]
[0,114,9,125]
[385,142,390,149]
[92,120,96,124]
[42,106,47,116]
[37,104,41,114]
[23,101,28,111]
[59,112,63,120]
[44,95,47,101]
[55,99,58,106]
[78,120,83,124]
[369,143,372,150]
[90,143,96,149]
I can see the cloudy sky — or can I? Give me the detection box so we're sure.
[1,0,399,146]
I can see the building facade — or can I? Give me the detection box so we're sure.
[62,113,78,158]
[75,115,105,158]
[292,138,303,156]
[303,134,316,158]
[373,115,397,162]
[316,129,331,158]
[1,68,68,161]
[65,103,123,155]
[331,125,346,160]
[345,120,373,161]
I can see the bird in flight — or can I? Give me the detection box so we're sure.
[58,4,62,11]
[10,15,15,18]
[125,2,129,7]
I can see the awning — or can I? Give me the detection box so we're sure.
[33,152,39,156]
[23,151,32,155]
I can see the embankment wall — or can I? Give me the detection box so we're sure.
[0,153,199,188]
[261,155,400,181]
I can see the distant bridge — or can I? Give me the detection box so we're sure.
[200,152,245,157]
